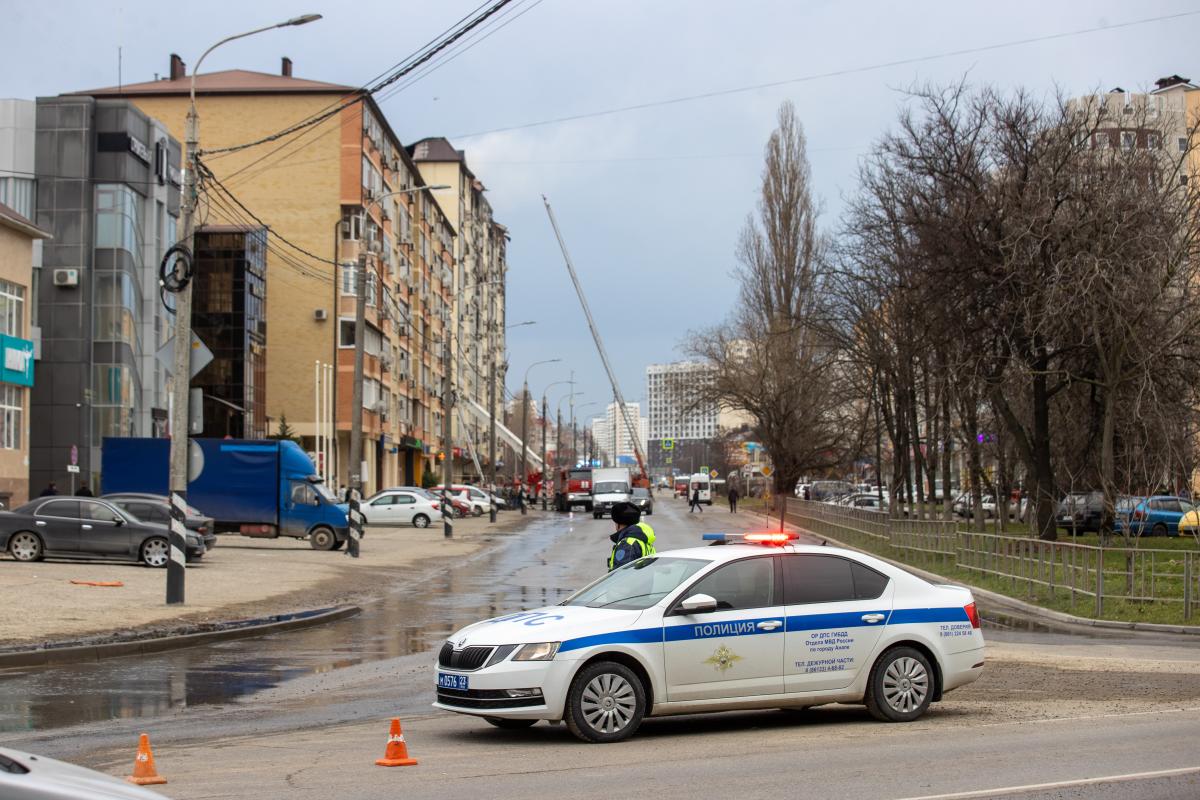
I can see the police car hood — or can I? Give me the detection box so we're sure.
[450,605,646,647]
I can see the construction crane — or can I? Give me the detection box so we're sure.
[543,196,649,487]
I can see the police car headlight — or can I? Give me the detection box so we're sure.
[512,642,559,661]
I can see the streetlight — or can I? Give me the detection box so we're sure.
[486,321,534,522]
[167,12,321,605]
[441,278,503,539]
[556,389,583,483]
[574,401,600,467]
[347,184,450,552]
[540,379,572,510]
[519,359,560,507]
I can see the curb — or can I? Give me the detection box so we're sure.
[0,604,361,669]
[754,508,1200,638]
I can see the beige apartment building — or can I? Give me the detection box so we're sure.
[77,55,500,493]
[408,138,508,483]
[0,202,48,505]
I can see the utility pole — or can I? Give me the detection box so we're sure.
[540,393,548,510]
[165,14,323,604]
[442,315,453,538]
[346,248,369,555]
[488,352,498,523]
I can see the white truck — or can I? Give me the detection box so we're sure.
[590,467,632,519]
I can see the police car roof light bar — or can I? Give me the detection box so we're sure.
[701,532,800,545]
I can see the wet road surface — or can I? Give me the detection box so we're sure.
[0,499,1191,737]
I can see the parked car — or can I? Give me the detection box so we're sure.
[1056,491,1105,534]
[630,486,655,516]
[953,493,998,519]
[0,496,206,566]
[0,745,173,799]
[432,485,491,516]
[361,489,443,528]
[102,492,217,552]
[1115,495,1195,537]
[810,480,853,503]
[841,492,888,511]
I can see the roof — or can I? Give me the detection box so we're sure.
[0,202,51,240]
[74,69,356,97]
[407,137,465,163]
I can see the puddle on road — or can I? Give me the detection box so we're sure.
[0,515,577,733]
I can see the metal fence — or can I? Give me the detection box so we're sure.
[784,500,1198,622]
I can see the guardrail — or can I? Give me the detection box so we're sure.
[785,500,1198,621]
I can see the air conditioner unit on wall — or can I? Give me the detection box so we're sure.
[53,269,79,287]
[313,308,328,321]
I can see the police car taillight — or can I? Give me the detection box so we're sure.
[964,602,981,629]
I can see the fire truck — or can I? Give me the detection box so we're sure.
[554,466,593,512]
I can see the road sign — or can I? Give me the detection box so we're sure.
[66,464,80,474]
[699,465,709,474]
[741,465,753,476]
[661,438,675,451]
[156,333,214,380]
[761,465,774,477]
[70,445,78,466]
[709,469,719,478]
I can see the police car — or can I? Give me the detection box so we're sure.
[434,532,985,743]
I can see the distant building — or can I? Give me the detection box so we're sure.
[31,95,181,491]
[0,201,49,505]
[591,401,646,467]
[646,361,718,443]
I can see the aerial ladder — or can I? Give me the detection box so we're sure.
[543,196,649,488]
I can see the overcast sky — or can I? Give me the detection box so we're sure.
[4,0,1198,433]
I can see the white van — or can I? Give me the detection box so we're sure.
[591,467,632,518]
[688,473,712,505]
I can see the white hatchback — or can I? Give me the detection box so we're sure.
[434,532,985,742]
[361,490,443,528]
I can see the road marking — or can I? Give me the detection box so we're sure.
[892,765,1200,800]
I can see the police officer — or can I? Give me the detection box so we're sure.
[607,501,656,571]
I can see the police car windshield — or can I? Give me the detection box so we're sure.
[563,557,709,610]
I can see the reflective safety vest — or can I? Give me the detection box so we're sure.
[608,522,657,571]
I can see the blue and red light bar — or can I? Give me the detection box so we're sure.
[702,532,800,546]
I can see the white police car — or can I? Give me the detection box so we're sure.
[434,532,985,742]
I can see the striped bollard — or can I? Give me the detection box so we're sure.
[347,497,363,558]
[167,491,188,604]
[442,489,453,539]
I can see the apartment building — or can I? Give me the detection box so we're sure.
[1068,75,1198,164]
[646,361,719,443]
[0,202,47,504]
[408,137,508,484]
[78,55,472,493]
[591,401,647,468]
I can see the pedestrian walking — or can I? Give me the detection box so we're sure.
[38,482,59,497]
[607,502,656,571]
[728,486,739,513]
[76,484,94,497]
[689,485,703,514]
[517,483,528,516]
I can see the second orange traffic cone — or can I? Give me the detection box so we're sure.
[126,733,167,785]
[375,717,418,767]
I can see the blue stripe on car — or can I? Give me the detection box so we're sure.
[558,606,967,652]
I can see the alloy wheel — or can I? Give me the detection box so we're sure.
[882,656,929,714]
[9,532,41,561]
[141,537,170,567]
[580,673,636,734]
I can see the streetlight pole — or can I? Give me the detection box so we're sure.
[489,321,534,522]
[555,389,582,501]
[519,359,560,504]
[167,13,320,604]
[348,184,447,553]
[540,379,571,510]
[440,277,503,538]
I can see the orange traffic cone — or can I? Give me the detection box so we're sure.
[375,717,418,767]
[126,733,167,785]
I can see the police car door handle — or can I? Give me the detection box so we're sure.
[756,620,782,631]
[861,613,886,624]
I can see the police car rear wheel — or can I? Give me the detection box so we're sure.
[866,646,932,722]
[566,662,645,743]
[483,716,538,729]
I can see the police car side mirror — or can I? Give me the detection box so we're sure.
[677,593,718,615]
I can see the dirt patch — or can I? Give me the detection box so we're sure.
[0,512,533,648]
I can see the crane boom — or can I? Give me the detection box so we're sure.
[543,196,648,483]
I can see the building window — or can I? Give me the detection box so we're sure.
[1147,133,1161,150]
[0,280,24,337]
[1180,137,1190,154]
[0,384,22,450]
[95,184,143,253]
[1120,132,1135,150]
[93,272,140,348]
[0,177,35,219]
[341,262,357,296]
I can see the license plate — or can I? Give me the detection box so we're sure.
[571,505,584,511]
[438,672,468,691]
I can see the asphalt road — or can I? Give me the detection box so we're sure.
[3,497,1199,799]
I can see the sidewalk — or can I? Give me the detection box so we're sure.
[0,512,533,649]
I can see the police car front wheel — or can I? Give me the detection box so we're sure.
[865,646,933,722]
[565,661,646,743]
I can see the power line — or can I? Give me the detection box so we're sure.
[450,9,1200,139]
[202,0,520,158]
